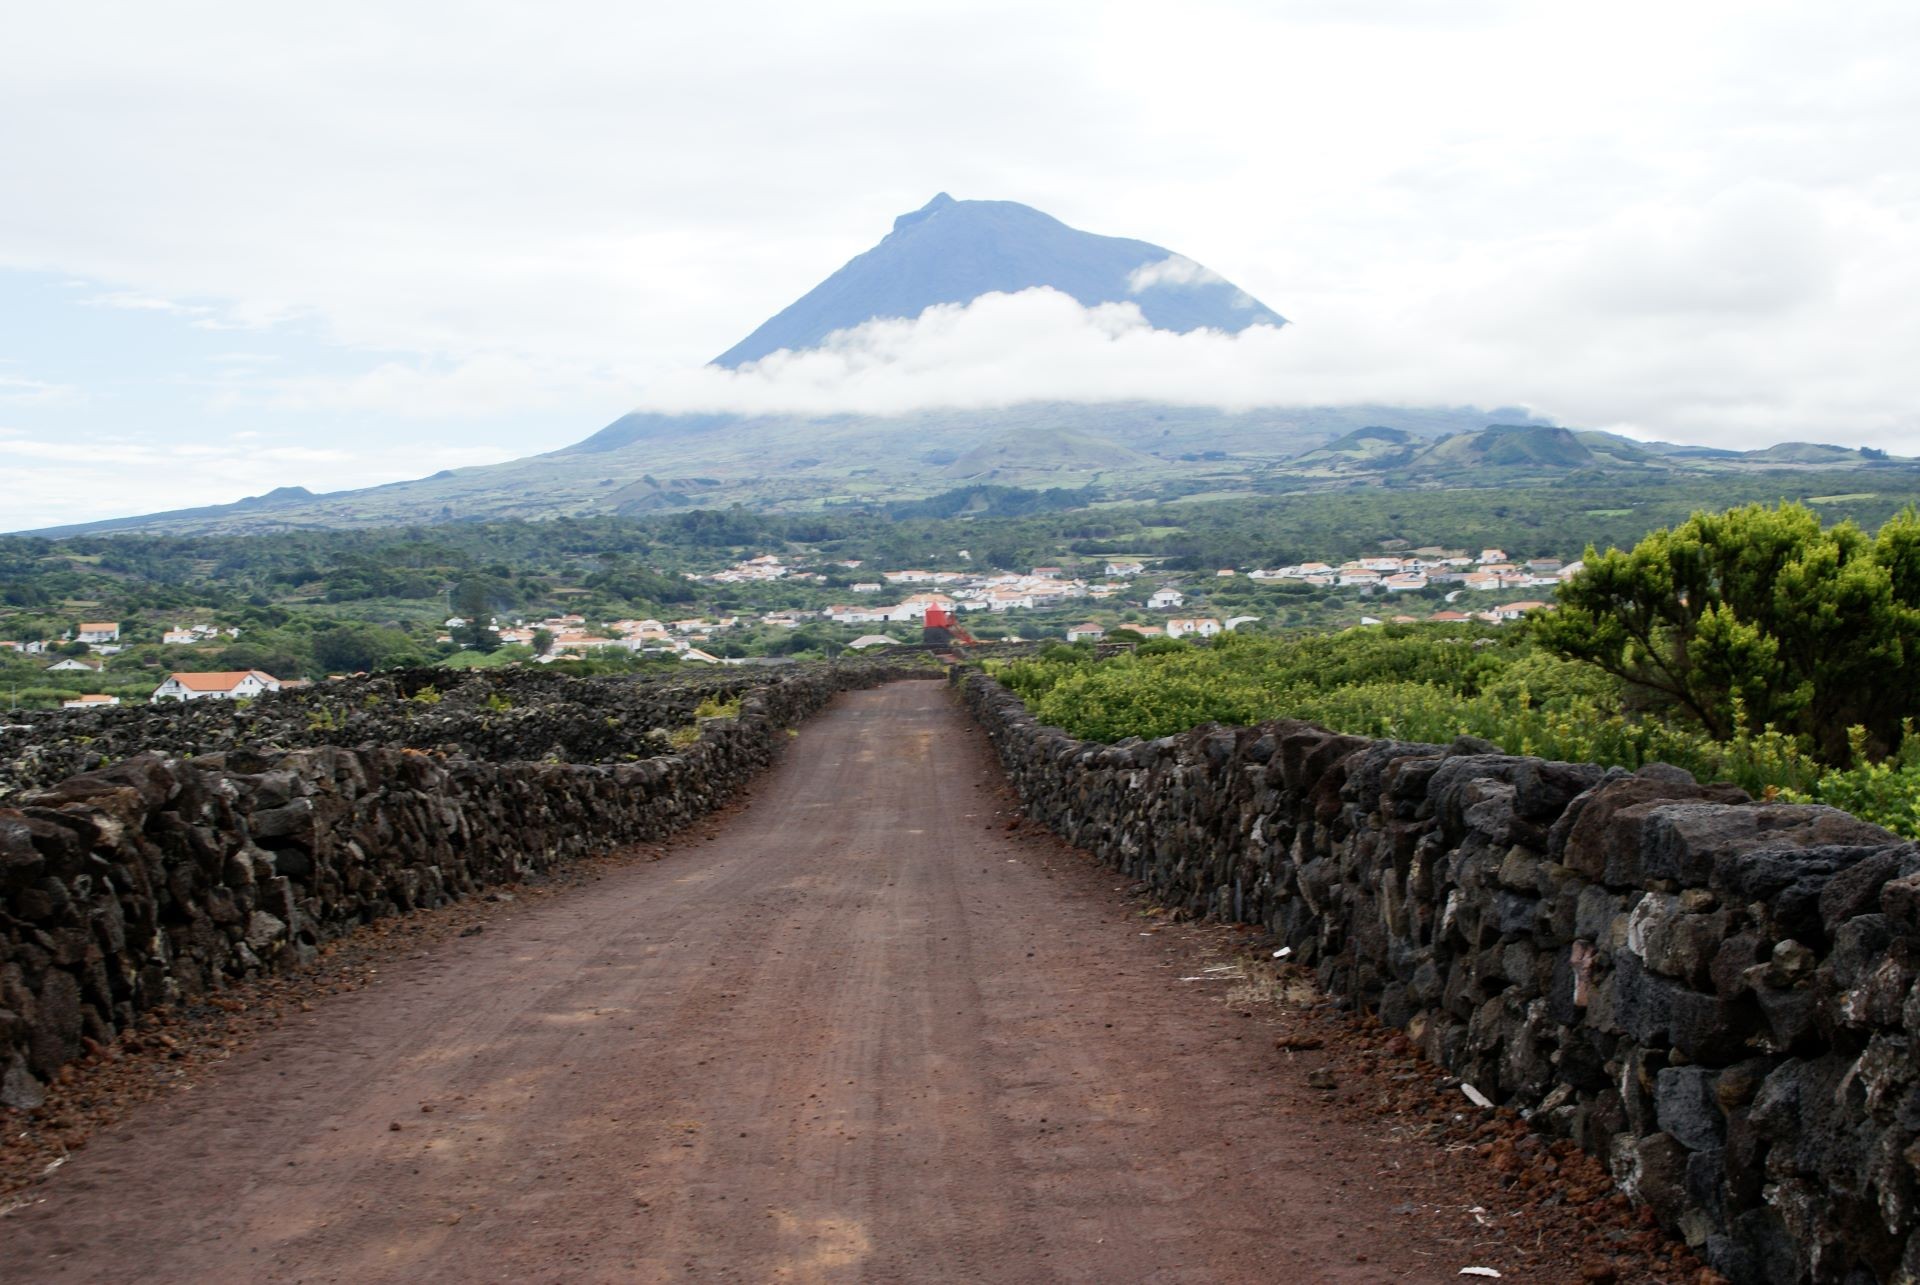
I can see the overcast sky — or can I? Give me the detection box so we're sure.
[4,0,1918,528]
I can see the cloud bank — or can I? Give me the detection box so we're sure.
[632,179,1920,449]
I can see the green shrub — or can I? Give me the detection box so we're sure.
[986,624,1898,833]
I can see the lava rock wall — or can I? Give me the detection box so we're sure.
[0,664,926,1114]
[0,666,797,798]
[964,672,1920,1284]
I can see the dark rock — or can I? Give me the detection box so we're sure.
[1655,1065,1725,1150]
[1,1052,45,1109]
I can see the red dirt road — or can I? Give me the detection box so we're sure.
[3,681,1480,1283]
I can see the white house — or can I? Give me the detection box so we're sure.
[1148,588,1185,610]
[1105,561,1145,577]
[1065,622,1106,642]
[1477,549,1509,564]
[162,628,199,645]
[76,622,120,644]
[62,694,120,709]
[151,670,281,703]
[1166,617,1223,639]
[1383,574,1429,592]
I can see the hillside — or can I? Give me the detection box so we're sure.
[1287,426,1420,472]
[29,403,1523,536]
[714,193,1285,367]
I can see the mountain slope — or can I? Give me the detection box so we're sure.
[1407,424,1597,472]
[713,193,1284,367]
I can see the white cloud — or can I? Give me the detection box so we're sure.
[0,376,77,405]
[222,354,642,420]
[0,435,515,531]
[631,217,1920,449]
[82,291,214,318]
[1126,255,1227,293]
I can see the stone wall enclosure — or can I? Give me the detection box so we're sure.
[965,671,1920,1284]
[1,665,928,1113]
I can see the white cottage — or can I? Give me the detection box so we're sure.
[151,670,281,703]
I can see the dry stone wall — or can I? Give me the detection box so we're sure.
[0,664,928,1114]
[964,671,1920,1284]
[0,666,796,799]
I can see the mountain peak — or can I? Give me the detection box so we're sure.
[713,194,1284,367]
[892,191,956,233]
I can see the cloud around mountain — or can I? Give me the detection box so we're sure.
[629,177,1920,446]
[710,193,1286,368]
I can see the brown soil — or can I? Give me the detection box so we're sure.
[0,682,1703,1283]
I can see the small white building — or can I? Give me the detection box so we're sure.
[151,670,282,703]
[76,622,120,644]
[1148,588,1186,610]
[1065,622,1106,642]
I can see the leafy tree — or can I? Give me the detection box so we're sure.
[531,627,554,657]
[311,623,413,673]
[1534,502,1920,761]
[451,579,502,653]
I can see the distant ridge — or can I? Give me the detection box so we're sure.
[713,193,1285,367]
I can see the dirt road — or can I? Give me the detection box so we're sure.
[3,681,1481,1283]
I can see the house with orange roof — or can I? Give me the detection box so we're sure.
[151,670,281,703]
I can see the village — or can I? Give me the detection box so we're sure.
[1,546,1581,712]
[670,544,1578,646]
